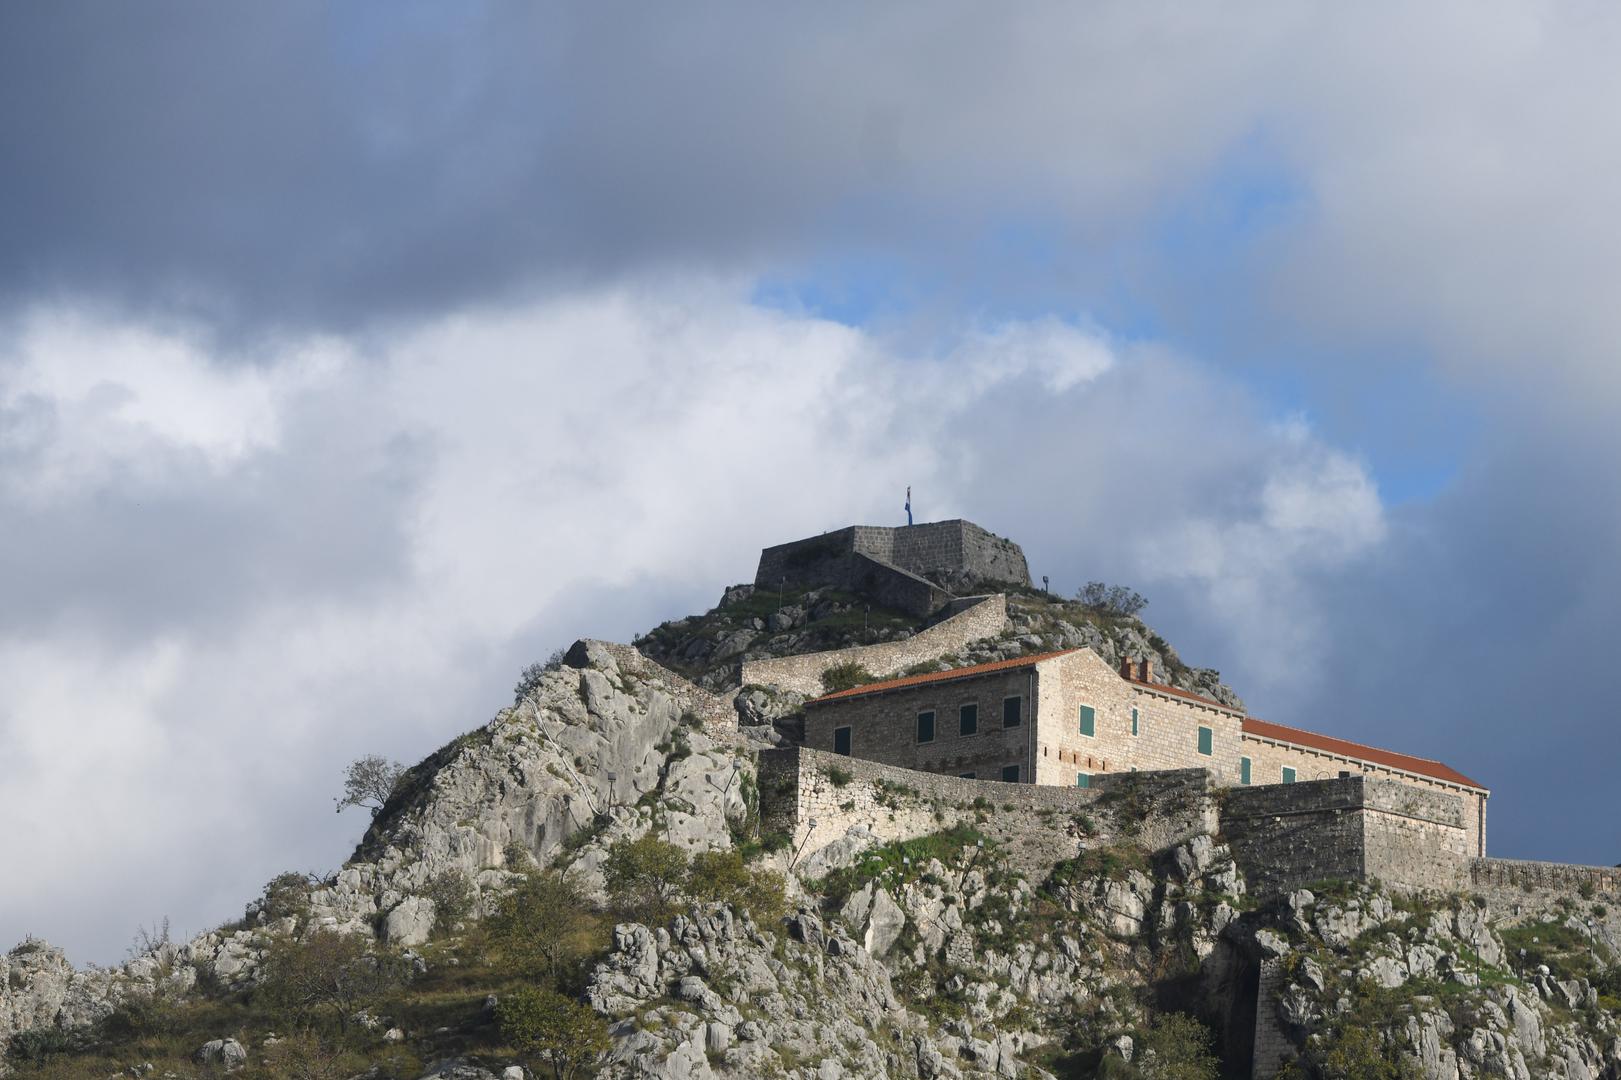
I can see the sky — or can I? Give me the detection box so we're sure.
[3,1,1620,964]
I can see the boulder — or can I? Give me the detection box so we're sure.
[194,1038,247,1071]
[385,896,437,946]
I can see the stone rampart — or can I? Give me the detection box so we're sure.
[740,594,1008,698]
[1469,858,1621,912]
[1221,777,1469,896]
[759,745,1217,878]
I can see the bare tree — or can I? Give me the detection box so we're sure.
[334,755,406,816]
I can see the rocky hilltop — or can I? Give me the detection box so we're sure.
[3,579,1618,1079]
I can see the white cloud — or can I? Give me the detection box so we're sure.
[0,285,1383,962]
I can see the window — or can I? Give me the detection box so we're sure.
[916,710,935,744]
[1001,764,1021,782]
[1131,707,1139,737]
[958,771,976,779]
[1075,772,1091,788]
[959,703,978,737]
[1002,696,1022,728]
[1240,757,1252,785]
[1338,770,1351,779]
[1078,704,1096,737]
[833,726,852,756]
[1197,726,1213,756]
[1282,766,1296,784]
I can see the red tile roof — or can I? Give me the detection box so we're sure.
[806,649,1081,703]
[1242,716,1486,791]
[1122,675,1237,713]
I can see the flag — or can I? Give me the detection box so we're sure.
[905,486,912,526]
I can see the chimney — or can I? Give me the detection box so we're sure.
[1137,658,1153,684]
[1119,656,1135,680]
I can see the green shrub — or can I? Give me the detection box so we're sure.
[260,1031,373,1080]
[603,833,691,921]
[688,850,789,926]
[820,662,876,694]
[496,986,611,1080]
[420,868,475,929]
[826,766,853,787]
[1138,1012,1219,1080]
[486,870,605,982]
[258,870,316,923]
[256,929,411,1030]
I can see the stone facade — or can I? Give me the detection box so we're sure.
[739,594,1008,698]
[801,645,1492,857]
[754,520,1031,616]
[758,745,1217,876]
[804,649,1254,790]
[1221,776,1470,896]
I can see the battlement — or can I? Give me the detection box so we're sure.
[754,520,1031,616]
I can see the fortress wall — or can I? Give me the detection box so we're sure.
[759,745,1216,877]
[755,527,860,590]
[1238,733,1488,857]
[848,553,951,617]
[1251,959,1297,1080]
[956,521,1033,586]
[740,594,1008,698]
[1468,857,1621,926]
[1221,777,1469,896]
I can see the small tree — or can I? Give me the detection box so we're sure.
[514,648,569,703]
[603,833,691,921]
[486,870,603,981]
[497,986,611,1080]
[257,929,410,1030]
[335,755,407,816]
[1075,581,1149,618]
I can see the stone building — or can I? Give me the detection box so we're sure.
[802,647,1490,856]
[754,520,1030,617]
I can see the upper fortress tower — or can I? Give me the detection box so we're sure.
[754,520,1031,617]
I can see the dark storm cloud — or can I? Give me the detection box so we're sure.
[0,2,1280,336]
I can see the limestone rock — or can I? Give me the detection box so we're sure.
[194,1037,247,1071]
[385,896,437,946]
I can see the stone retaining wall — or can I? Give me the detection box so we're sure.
[759,745,1217,877]
[740,594,1008,698]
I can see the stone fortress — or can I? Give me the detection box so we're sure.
[741,518,1617,1079]
[742,518,1616,900]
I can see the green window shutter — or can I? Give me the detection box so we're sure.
[1001,764,1021,782]
[916,711,935,744]
[1283,766,1296,784]
[1197,726,1213,756]
[1002,696,1022,727]
[959,704,978,737]
[1076,772,1090,788]
[1240,757,1252,785]
[834,727,852,756]
[1079,705,1096,737]
[1131,707,1139,736]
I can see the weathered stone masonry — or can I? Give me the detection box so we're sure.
[740,594,1008,698]
[755,520,1031,616]
[759,745,1218,875]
